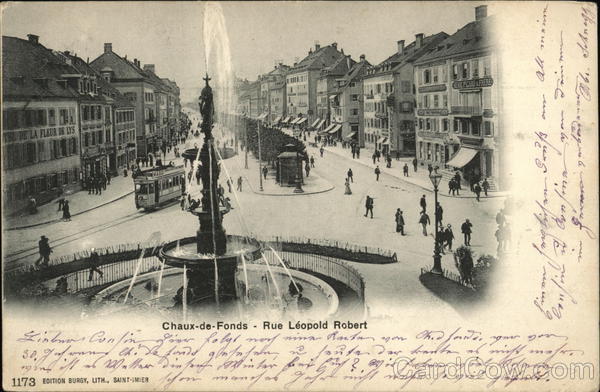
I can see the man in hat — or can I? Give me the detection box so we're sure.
[88,248,104,281]
[461,219,473,246]
[36,236,52,267]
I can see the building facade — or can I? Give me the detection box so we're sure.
[286,43,346,126]
[363,32,448,156]
[2,35,82,213]
[258,63,290,122]
[414,6,501,187]
[91,43,158,158]
[329,55,370,146]
[316,54,355,134]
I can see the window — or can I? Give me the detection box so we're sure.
[484,121,494,136]
[472,59,479,78]
[25,142,36,163]
[60,139,67,156]
[461,62,469,79]
[24,110,35,127]
[452,65,459,80]
[419,118,423,130]
[401,81,411,93]
[71,138,78,154]
[91,131,96,145]
[68,108,75,124]
[351,94,358,101]
[84,133,89,147]
[36,110,47,126]
[433,95,439,108]
[424,69,431,84]
[351,108,359,115]
[433,67,439,83]
[443,119,449,132]
[443,94,448,108]
[83,106,89,121]
[98,130,103,144]
[483,89,492,109]
[59,109,68,125]
[426,118,431,130]
[483,58,491,76]
[401,102,412,112]
[454,119,460,133]
[424,95,429,108]
[472,121,481,136]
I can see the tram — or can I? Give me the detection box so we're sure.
[134,164,185,210]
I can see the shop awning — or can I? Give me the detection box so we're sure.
[290,117,300,124]
[282,116,291,123]
[310,118,321,127]
[273,116,282,123]
[317,119,325,128]
[329,124,342,134]
[344,131,357,140]
[258,113,268,120]
[446,147,478,168]
[377,137,388,144]
[320,124,335,134]
[297,117,307,124]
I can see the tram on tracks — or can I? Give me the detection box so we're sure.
[133,164,185,210]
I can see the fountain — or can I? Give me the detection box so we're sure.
[159,74,262,310]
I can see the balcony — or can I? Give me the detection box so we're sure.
[375,112,388,119]
[417,130,446,139]
[451,106,482,116]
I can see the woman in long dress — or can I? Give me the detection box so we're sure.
[62,200,71,221]
[344,178,352,195]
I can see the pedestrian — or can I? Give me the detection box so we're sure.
[347,168,353,183]
[454,171,462,190]
[364,195,374,218]
[372,152,377,165]
[419,211,430,236]
[374,166,381,181]
[444,224,454,251]
[412,157,418,172]
[237,176,243,192]
[356,148,360,159]
[57,197,65,212]
[427,164,433,176]
[227,179,232,193]
[461,218,473,246]
[496,209,505,227]
[395,209,405,235]
[305,162,310,177]
[386,155,392,168]
[87,177,93,194]
[396,150,400,161]
[344,178,352,195]
[448,178,455,195]
[320,146,324,157]
[62,200,71,221]
[435,202,443,226]
[375,149,381,162]
[310,156,315,168]
[180,196,186,210]
[403,164,409,177]
[106,171,111,185]
[482,178,490,196]
[474,182,482,202]
[101,173,107,190]
[420,194,427,213]
[35,235,52,267]
[263,166,268,180]
[87,248,104,281]
[97,177,102,195]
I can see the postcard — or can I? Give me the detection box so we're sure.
[2,1,598,391]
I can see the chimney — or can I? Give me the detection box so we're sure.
[415,33,424,49]
[332,42,337,49]
[309,48,313,55]
[475,5,488,20]
[27,34,39,44]
[346,55,351,70]
[360,54,366,62]
[315,43,320,51]
[64,50,70,56]
[397,40,405,55]
[104,43,112,54]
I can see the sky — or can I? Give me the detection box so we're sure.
[2,1,483,103]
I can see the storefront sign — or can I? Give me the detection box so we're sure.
[3,125,76,143]
[417,109,449,116]
[452,77,493,89]
[418,84,447,93]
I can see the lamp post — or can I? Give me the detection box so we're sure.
[258,119,263,191]
[293,146,304,193]
[429,168,443,274]
[243,113,248,169]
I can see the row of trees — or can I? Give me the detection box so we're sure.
[243,118,306,164]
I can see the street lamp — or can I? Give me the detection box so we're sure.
[293,146,304,193]
[243,113,249,169]
[429,168,443,274]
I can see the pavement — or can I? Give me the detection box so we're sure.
[230,149,334,196]
[319,142,510,199]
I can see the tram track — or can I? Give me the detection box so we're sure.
[4,210,148,268]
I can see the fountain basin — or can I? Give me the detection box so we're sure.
[159,235,261,267]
